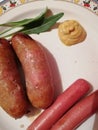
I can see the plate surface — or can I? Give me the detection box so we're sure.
[0,1,98,130]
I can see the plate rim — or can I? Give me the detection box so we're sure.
[0,0,98,16]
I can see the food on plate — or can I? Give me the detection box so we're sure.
[11,33,55,109]
[0,38,28,119]
[51,90,98,130]
[27,79,91,130]
[58,20,87,46]
[0,8,64,38]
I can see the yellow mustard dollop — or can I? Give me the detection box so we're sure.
[58,20,87,46]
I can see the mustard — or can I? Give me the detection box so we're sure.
[58,20,87,46]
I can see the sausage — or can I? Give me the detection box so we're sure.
[51,90,98,130]
[11,33,54,109]
[27,79,91,130]
[0,38,28,119]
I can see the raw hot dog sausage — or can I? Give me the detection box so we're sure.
[27,79,91,130]
[51,90,98,130]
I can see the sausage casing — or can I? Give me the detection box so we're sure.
[0,38,28,118]
[11,33,54,109]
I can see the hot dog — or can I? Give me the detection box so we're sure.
[0,38,28,119]
[27,79,91,130]
[51,90,98,130]
[11,33,54,109]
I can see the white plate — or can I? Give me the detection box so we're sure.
[0,1,98,130]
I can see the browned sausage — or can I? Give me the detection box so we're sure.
[0,38,28,119]
[11,33,54,109]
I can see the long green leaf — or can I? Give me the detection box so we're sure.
[21,12,64,34]
[0,7,48,27]
[0,12,64,38]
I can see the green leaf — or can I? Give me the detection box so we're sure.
[0,7,48,27]
[0,11,64,38]
[21,12,64,34]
